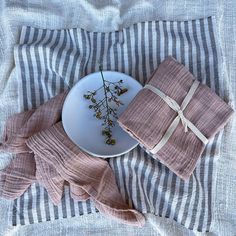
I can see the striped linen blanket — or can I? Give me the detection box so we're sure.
[12,16,227,232]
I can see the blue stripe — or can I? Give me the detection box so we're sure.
[25,28,39,108]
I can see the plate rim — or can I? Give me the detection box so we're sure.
[62,70,142,158]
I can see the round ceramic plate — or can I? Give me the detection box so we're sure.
[62,71,142,158]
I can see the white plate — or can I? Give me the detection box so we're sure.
[62,71,142,158]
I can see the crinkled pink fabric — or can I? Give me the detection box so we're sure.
[26,122,145,226]
[118,56,234,180]
[0,91,145,227]
[0,153,36,199]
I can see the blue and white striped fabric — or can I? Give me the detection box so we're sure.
[12,183,98,225]
[13,16,225,232]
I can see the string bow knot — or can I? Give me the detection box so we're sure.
[144,80,209,154]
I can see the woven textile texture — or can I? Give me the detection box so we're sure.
[0,92,144,227]
[118,56,233,180]
[10,17,227,232]
[0,1,235,235]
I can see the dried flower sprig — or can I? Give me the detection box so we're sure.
[83,65,128,145]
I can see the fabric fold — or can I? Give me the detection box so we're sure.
[0,153,36,199]
[70,184,90,201]
[0,90,145,227]
[26,122,145,227]
[0,91,68,154]
[34,155,65,205]
[118,56,234,180]
[0,91,69,201]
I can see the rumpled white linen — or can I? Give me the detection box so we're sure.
[0,0,235,236]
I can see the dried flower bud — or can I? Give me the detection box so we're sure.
[117,88,128,96]
[102,129,112,138]
[108,120,113,126]
[84,94,90,99]
[99,64,103,71]
[96,111,102,119]
[91,98,96,103]
[106,138,116,145]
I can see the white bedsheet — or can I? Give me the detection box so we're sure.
[0,0,235,235]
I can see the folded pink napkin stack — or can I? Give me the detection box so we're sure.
[118,56,234,180]
[0,92,145,227]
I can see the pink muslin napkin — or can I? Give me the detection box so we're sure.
[0,91,68,204]
[0,91,68,153]
[34,155,65,205]
[118,56,234,180]
[26,122,145,226]
[0,153,36,199]
[0,91,145,227]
